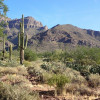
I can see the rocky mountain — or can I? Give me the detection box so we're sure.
[28,24,100,52]
[0,15,48,50]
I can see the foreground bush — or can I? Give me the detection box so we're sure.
[0,82,39,100]
[0,66,28,76]
[48,74,70,96]
[88,74,100,88]
[66,83,95,96]
[25,48,38,61]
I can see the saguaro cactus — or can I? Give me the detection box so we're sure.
[9,44,12,61]
[18,14,28,64]
[2,35,5,59]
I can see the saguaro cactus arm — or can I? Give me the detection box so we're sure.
[2,35,5,59]
[9,44,12,61]
[25,34,28,49]
[18,32,20,47]
[22,14,24,49]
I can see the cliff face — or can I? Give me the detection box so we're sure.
[0,15,48,49]
[8,16,43,29]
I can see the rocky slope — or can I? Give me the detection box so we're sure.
[0,15,48,49]
[28,24,100,51]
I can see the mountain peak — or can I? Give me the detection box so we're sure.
[8,16,43,29]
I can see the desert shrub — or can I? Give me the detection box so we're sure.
[88,74,100,88]
[90,65,100,74]
[1,60,20,67]
[66,63,90,78]
[28,67,41,77]
[12,50,19,57]
[64,68,87,84]
[2,74,30,85]
[0,66,28,76]
[42,50,64,62]
[25,48,38,61]
[41,62,87,84]
[23,60,32,67]
[77,84,94,96]
[0,82,39,100]
[17,66,28,76]
[41,62,66,74]
[66,83,94,96]
[48,74,70,95]
[0,67,18,75]
[28,66,52,83]
[42,51,52,58]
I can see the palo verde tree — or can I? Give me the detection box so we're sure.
[18,14,28,64]
[0,0,8,16]
[0,0,8,59]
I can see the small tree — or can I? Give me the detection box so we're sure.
[48,74,70,96]
[0,0,8,16]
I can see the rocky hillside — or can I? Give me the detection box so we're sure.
[28,24,100,52]
[0,15,48,49]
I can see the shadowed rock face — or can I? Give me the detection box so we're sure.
[8,16,43,29]
[28,24,100,51]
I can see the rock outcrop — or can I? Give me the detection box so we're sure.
[8,16,43,29]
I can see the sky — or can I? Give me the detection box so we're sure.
[4,0,100,31]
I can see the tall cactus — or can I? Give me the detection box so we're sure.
[2,35,5,59]
[9,44,12,61]
[18,14,28,64]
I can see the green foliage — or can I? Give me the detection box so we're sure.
[25,48,38,61]
[42,47,100,65]
[90,65,100,74]
[66,63,92,80]
[48,74,70,95]
[0,0,8,16]
[41,47,100,76]
[48,74,70,88]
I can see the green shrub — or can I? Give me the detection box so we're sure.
[48,74,70,96]
[25,48,37,61]
[64,68,87,84]
[66,63,91,79]
[90,65,100,74]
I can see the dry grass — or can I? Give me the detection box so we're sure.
[0,66,28,76]
[88,74,100,88]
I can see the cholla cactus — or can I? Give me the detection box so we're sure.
[18,14,28,64]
